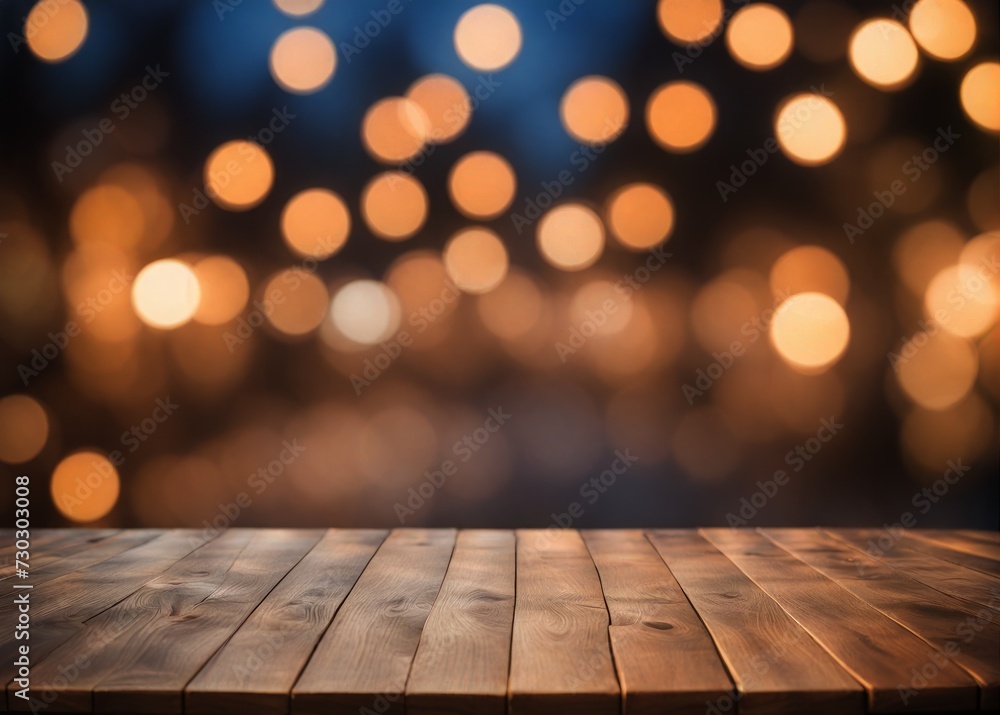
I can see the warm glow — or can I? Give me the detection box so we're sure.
[406,74,471,143]
[69,185,145,248]
[269,27,336,94]
[774,93,846,166]
[444,228,509,294]
[281,188,351,259]
[330,280,401,345]
[0,395,48,464]
[902,395,993,470]
[204,141,274,210]
[571,280,632,335]
[924,265,998,338]
[848,19,919,90]
[560,76,629,145]
[361,172,428,241]
[770,246,850,305]
[726,4,794,70]
[606,183,675,250]
[448,152,516,219]
[264,270,328,336]
[132,259,201,329]
[960,62,1000,133]
[897,331,977,409]
[51,451,120,523]
[893,220,965,294]
[908,0,976,60]
[273,0,323,16]
[192,256,249,326]
[26,0,88,62]
[537,204,605,271]
[771,292,850,371]
[477,269,544,340]
[691,273,761,353]
[362,97,431,163]
[646,82,716,153]
[386,251,452,316]
[454,4,522,71]
[657,0,723,43]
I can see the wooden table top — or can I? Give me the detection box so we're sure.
[2,528,998,715]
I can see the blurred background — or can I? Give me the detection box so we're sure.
[0,0,997,530]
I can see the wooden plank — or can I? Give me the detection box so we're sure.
[850,528,1000,578]
[701,528,979,713]
[0,531,159,586]
[957,529,1000,545]
[186,529,387,715]
[763,528,1000,709]
[11,529,323,714]
[910,530,1000,562]
[826,529,1000,613]
[291,529,456,715]
[0,530,120,581]
[406,530,516,715]
[507,529,619,715]
[647,529,864,715]
[580,529,733,715]
[1,529,211,702]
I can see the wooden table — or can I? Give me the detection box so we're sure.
[2,528,998,714]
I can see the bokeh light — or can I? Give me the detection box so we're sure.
[406,74,471,143]
[571,280,633,336]
[204,141,274,211]
[132,259,202,330]
[281,188,351,259]
[560,76,629,145]
[273,0,323,16]
[537,204,605,271]
[770,246,850,305]
[361,172,428,241]
[263,270,329,337]
[924,264,998,338]
[646,81,716,153]
[448,152,516,219]
[960,62,1000,133]
[25,0,88,62]
[770,292,850,371]
[443,228,509,294]
[901,394,994,471]
[477,269,545,341]
[605,183,675,250]
[848,19,920,90]
[893,220,965,295]
[774,93,846,165]
[269,27,336,94]
[69,184,145,248]
[0,395,48,464]
[657,0,723,44]
[896,330,977,409]
[362,97,431,164]
[192,256,250,326]
[726,4,794,70]
[454,4,522,71]
[330,280,401,345]
[51,451,120,523]
[908,0,976,60]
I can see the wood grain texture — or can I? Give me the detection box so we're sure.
[647,529,864,715]
[291,529,456,715]
[0,530,159,586]
[580,529,732,715]
[186,529,387,715]
[702,528,979,713]
[858,528,1000,578]
[10,529,322,714]
[507,529,619,715]
[762,528,1000,709]
[957,529,1000,545]
[405,530,515,715]
[0,530,120,581]
[826,528,1000,612]
[909,530,1000,563]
